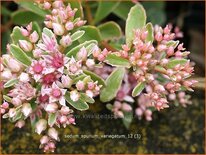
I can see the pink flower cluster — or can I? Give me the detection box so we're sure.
[0,1,105,152]
[104,24,197,111]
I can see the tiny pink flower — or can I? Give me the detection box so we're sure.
[45,103,58,113]
[52,23,65,36]
[65,21,74,31]
[2,102,9,109]
[22,103,32,117]
[11,97,22,107]
[1,70,12,80]
[77,47,87,61]
[8,108,16,118]
[70,90,80,102]
[29,60,46,82]
[121,103,132,112]
[86,90,94,98]
[29,31,39,43]
[40,135,50,145]
[19,40,33,52]
[76,80,85,91]
[61,75,72,88]
[68,117,75,125]
[48,127,59,141]
[15,120,25,128]
[60,35,72,47]
[86,59,95,69]
[19,72,30,83]
[35,119,47,135]
[60,106,71,115]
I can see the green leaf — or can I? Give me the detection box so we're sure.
[65,92,89,111]
[66,40,97,57]
[106,103,113,110]
[48,113,57,127]
[69,0,84,18]
[125,3,146,47]
[73,74,87,84]
[86,43,97,56]
[145,22,154,43]
[15,0,48,17]
[11,26,28,44]
[98,21,122,41]
[132,82,146,97]
[80,93,95,104]
[43,27,54,38]
[166,59,188,69]
[122,111,133,129]
[94,1,120,24]
[100,68,125,102]
[4,79,18,88]
[12,10,44,25]
[166,40,179,48]
[32,22,41,35]
[71,30,85,42]
[10,44,32,66]
[3,95,12,102]
[112,1,134,20]
[105,54,131,68]
[78,26,102,43]
[83,70,106,86]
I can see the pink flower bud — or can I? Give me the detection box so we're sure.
[87,82,95,90]
[70,90,80,102]
[92,45,100,58]
[141,30,148,40]
[145,73,154,82]
[97,54,105,62]
[19,72,30,82]
[15,120,25,128]
[2,70,13,80]
[35,119,47,135]
[1,108,5,114]
[102,48,109,56]
[43,2,51,9]
[7,58,21,72]
[116,111,124,118]
[167,46,174,56]
[29,31,39,43]
[135,108,143,117]
[65,21,74,31]
[168,93,176,100]
[155,32,163,42]
[40,135,50,145]
[22,103,32,117]
[175,51,183,57]
[146,116,152,121]
[157,44,167,52]
[121,103,132,112]
[61,75,72,88]
[122,44,130,52]
[77,47,87,61]
[145,109,152,116]
[11,97,22,107]
[178,92,185,98]
[60,106,71,115]
[114,101,122,109]
[160,58,169,66]
[164,25,170,34]
[86,59,95,69]
[59,115,67,124]
[2,102,9,109]
[86,90,94,98]
[33,49,43,58]
[48,142,56,149]
[20,28,29,37]
[8,108,16,118]
[0,63,4,72]
[76,81,85,91]
[76,20,85,27]
[48,128,59,141]
[60,35,72,47]
[19,40,33,52]
[154,84,165,92]
[52,23,65,36]
[52,0,64,8]
[44,21,53,28]
[45,103,58,113]
[68,117,75,124]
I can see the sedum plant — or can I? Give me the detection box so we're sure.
[0,0,197,153]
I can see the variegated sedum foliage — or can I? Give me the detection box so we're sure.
[0,1,197,152]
